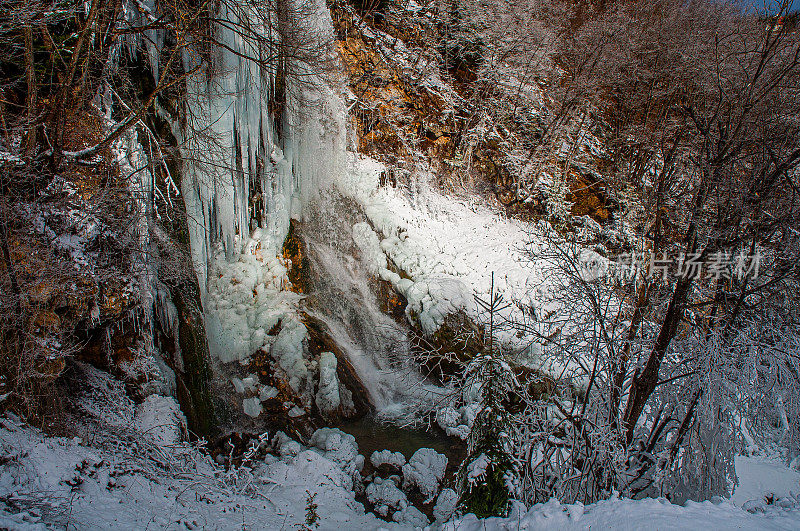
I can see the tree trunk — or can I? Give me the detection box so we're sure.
[621,165,710,444]
[23,26,37,158]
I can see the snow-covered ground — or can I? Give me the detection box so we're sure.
[2,366,799,530]
[0,366,395,531]
[445,495,800,531]
[3,411,800,530]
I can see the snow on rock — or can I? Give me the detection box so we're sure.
[371,449,407,470]
[433,488,459,523]
[243,397,263,418]
[133,395,186,446]
[436,407,460,431]
[5,409,800,530]
[309,428,364,480]
[392,504,430,528]
[316,352,341,415]
[232,374,262,394]
[402,448,448,502]
[288,405,305,418]
[0,505,49,530]
[366,476,408,511]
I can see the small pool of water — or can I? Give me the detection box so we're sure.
[338,416,466,473]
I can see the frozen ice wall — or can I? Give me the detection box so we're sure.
[178,0,346,298]
[171,0,347,367]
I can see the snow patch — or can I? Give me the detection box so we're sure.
[133,395,185,446]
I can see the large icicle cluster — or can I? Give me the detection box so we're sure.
[175,0,346,366]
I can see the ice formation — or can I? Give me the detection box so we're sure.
[316,352,341,415]
[242,397,263,418]
[466,453,491,485]
[174,0,346,367]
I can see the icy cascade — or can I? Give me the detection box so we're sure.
[289,185,441,416]
[305,239,440,417]
[178,0,346,298]
[138,0,438,418]
[167,0,350,367]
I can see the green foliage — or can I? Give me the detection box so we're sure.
[457,352,518,518]
[459,447,515,519]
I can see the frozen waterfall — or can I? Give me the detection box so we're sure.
[165,0,439,421]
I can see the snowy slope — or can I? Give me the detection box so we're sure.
[732,455,800,507]
[0,411,396,531]
[339,154,540,338]
[338,153,600,380]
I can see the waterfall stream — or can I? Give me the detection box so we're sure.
[304,243,443,419]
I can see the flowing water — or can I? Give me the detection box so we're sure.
[302,194,446,421]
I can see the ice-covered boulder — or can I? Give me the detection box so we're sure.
[308,428,364,479]
[259,385,278,401]
[315,352,340,415]
[393,505,429,528]
[433,488,458,523]
[370,449,406,471]
[366,476,408,511]
[134,395,186,447]
[404,277,472,335]
[402,448,448,502]
[242,397,263,417]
